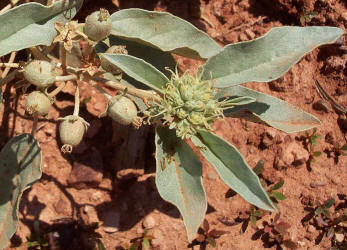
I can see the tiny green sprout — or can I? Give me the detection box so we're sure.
[299,128,322,165]
[315,198,335,219]
[240,205,263,233]
[300,11,318,26]
[144,71,234,139]
[121,229,154,250]
[194,220,229,248]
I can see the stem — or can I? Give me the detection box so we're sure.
[29,47,50,61]
[48,81,66,97]
[31,113,38,136]
[0,0,20,14]
[92,77,162,103]
[1,52,17,78]
[0,69,19,87]
[55,74,78,82]
[73,82,80,116]
[60,43,67,74]
[0,63,19,68]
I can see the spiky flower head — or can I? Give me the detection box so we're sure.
[144,71,233,139]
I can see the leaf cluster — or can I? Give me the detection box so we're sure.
[193,220,229,248]
[120,229,154,250]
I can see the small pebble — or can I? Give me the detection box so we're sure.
[310,181,326,188]
[143,215,156,229]
[207,172,217,180]
[307,225,315,233]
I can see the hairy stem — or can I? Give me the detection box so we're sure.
[1,52,18,79]
[0,63,19,68]
[60,43,67,74]
[48,81,66,97]
[92,77,162,103]
[55,74,78,82]
[73,82,80,116]
[31,113,38,136]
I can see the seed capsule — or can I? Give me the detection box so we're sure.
[108,96,138,125]
[25,91,52,116]
[84,9,112,41]
[23,60,56,89]
[59,115,89,153]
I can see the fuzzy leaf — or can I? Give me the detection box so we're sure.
[200,26,343,87]
[101,53,169,93]
[323,198,335,208]
[155,127,207,242]
[253,159,264,175]
[110,8,222,60]
[0,134,42,248]
[271,191,286,201]
[0,0,83,57]
[191,131,276,211]
[227,96,256,106]
[218,85,321,133]
[269,180,284,191]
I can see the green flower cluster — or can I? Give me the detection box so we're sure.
[145,71,232,139]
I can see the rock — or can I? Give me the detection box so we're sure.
[90,191,103,202]
[54,199,69,215]
[335,232,345,243]
[207,172,217,180]
[310,181,326,188]
[80,205,99,225]
[274,142,309,169]
[307,225,315,233]
[102,210,121,233]
[239,33,248,41]
[245,28,255,39]
[143,215,156,229]
[313,100,330,113]
[68,149,103,188]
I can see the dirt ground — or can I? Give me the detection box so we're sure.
[1,0,347,249]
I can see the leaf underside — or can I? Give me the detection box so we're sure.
[191,131,276,212]
[0,0,83,57]
[218,85,321,133]
[155,127,207,242]
[110,8,222,60]
[201,26,344,87]
[0,134,42,248]
[101,53,169,93]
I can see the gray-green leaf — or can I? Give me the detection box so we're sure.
[191,131,276,211]
[0,0,83,57]
[0,134,42,248]
[101,53,169,93]
[201,26,343,87]
[218,85,321,133]
[110,8,222,60]
[155,127,207,242]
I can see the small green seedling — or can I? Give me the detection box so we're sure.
[0,0,344,246]
[299,128,322,165]
[121,229,154,250]
[194,220,229,248]
[326,142,347,164]
[26,221,49,250]
[300,11,318,26]
[254,214,297,249]
[239,206,263,233]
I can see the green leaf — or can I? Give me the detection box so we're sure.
[313,151,322,157]
[97,239,106,250]
[269,180,284,191]
[341,144,347,151]
[107,35,177,78]
[101,53,169,93]
[142,238,150,250]
[323,198,335,208]
[155,127,207,242]
[253,210,262,217]
[253,159,264,175]
[226,96,256,106]
[217,85,321,133]
[200,26,343,87]
[191,131,276,211]
[110,8,222,60]
[250,215,257,226]
[0,134,42,248]
[271,191,286,201]
[0,0,83,57]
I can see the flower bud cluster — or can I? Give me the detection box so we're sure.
[145,71,226,139]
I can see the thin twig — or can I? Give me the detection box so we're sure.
[60,43,67,74]
[0,62,19,68]
[0,69,19,87]
[73,82,80,116]
[1,52,17,78]
[315,79,347,114]
[48,81,66,97]
[0,0,20,14]
[55,74,78,82]
[91,77,162,103]
[31,113,39,136]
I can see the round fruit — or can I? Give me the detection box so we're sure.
[25,91,52,116]
[108,96,138,125]
[100,45,128,74]
[23,60,56,88]
[84,9,112,41]
[59,116,86,147]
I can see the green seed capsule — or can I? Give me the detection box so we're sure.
[84,9,112,41]
[108,96,138,125]
[23,60,56,88]
[59,115,88,153]
[25,91,52,116]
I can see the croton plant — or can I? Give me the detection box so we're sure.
[0,0,344,247]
